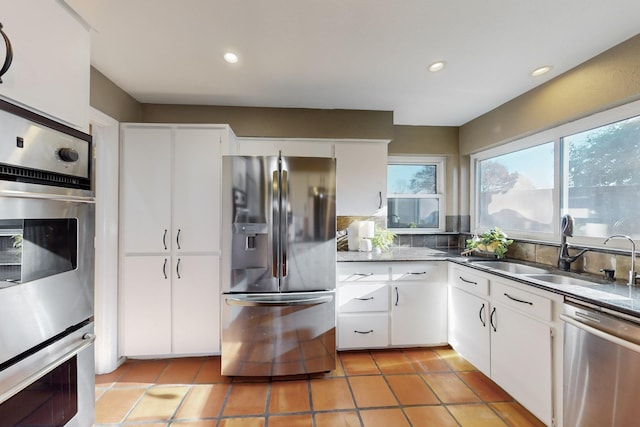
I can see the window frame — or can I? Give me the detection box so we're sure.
[387,155,446,234]
[470,98,640,249]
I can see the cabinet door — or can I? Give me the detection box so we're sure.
[0,0,90,129]
[121,127,172,254]
[173,128,224,253]
[236,138,333,157]
[335,141,387,216]
[120,256,172,356]
[448,286,491,375]
[391,281,448,345]
[491,304,552,426]
[172,255,220,354]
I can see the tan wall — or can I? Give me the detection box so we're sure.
[140,104,394,140]
[460,33,640,155]
[90,67,141,122]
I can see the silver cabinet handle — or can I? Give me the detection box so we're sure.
[176,258,181,279]
[162,258,168,279]
[356,297,374,301]
[354,273,374,277]
[395,286,399,306]
[378,191,382,209]
[479,303,486,327]
[459,276,477,285]
[176,229,181,250]
[163,229,168,250]
[354,330,374,334]
[504,293,533,305]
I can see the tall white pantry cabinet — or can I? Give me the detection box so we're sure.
[119,124,235,357]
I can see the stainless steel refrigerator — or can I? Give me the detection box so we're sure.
[220,154,336,376]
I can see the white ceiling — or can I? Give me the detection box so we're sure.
[67,0,640,126]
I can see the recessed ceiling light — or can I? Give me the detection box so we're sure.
[428,61,446,72]
[223,52,239,64]
[531,65,552,77]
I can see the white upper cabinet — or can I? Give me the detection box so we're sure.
[236,138,334,157]
[0,0,90,130]
[335,140,388,216]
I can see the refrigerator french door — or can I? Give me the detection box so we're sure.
[221,155,336,376]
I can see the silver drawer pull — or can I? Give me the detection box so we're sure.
[354,273,374,277]
[356,297,374,301]
[354,330,374,334]
[407,271,426,275]
[504,292,533,305]
[459,276,477,285]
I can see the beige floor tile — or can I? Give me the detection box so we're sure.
[267,413,313,427]
[360,408,411,427]
[314,411,361,427]
[459,370,512,402]
[422,372,480,404]
[155,358,204,384]
[402,347,451,373]
[117,360,169,386]
[194,357,230,384]
[174,383,229,419]
[217,417,265,427]
[339,351,380,375]
[268,379,310,413]
[170,421,217,427]
[349,375,398,408]
[310,377,355,410]
[434,347,477,371]
[404,406,459,427]
[95,387,146,423]
[222,382,269,416]
[370,349,415,374]
[126,385,189,422]
[386,374,439,405]
[448,403,508,427]
[490,402,546,427]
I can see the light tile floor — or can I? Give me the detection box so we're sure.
[95,347,545,426]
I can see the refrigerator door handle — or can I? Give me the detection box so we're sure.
[272,169,279,279]
[225,294,333,307]
[281,168,288,278]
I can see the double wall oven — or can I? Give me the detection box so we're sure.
[0,100,95,426]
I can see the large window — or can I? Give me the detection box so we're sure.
[387,156,445,233]
[472,99,640,246]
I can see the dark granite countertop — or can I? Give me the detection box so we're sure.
[337,246,640,321]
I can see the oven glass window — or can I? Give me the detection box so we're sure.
[0,219,77,286]
[0,356,78,426]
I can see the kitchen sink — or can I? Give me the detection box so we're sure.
[472,261,549,275]
[524,273,601,287]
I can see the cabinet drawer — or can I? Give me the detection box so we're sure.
[338,313,389,349]
[338,284,389,313]
[450,268,489,296]
[391,261,447,282]
[492,281,552,322]
[337,263,389,282]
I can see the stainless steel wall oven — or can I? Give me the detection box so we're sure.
[0,99,95,427]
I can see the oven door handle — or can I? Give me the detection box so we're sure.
[0,189,94,203]
[561,314,640,353]
[0,333,96,403]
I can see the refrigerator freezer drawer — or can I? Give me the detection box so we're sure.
[221,291,336,376]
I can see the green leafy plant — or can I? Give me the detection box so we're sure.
[466,227,513,259]
[371,227,396,252]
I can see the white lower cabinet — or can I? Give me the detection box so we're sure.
[448,264,556,426]
[337,261,448,349]
[121,255,220,357]
[391,262,448,346]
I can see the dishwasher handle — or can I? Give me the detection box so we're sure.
[561,314,640,354]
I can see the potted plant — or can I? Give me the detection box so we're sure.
[371,227,396,252]
[465,227,513,259]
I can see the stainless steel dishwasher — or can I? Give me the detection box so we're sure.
[562,300,640,426]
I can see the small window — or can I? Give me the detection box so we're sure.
[387,156,445,233]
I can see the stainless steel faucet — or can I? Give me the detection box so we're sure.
[558,214,588,271]
[603,234,638,286]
